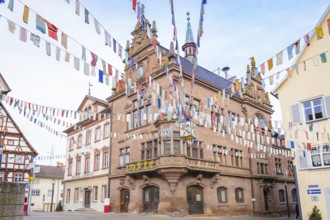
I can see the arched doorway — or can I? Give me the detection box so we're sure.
[120,189,129,212]
[143,186,159,212]
[187,185,204,214]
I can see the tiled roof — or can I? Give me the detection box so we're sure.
[159,45,232,91]
[34,165,64,179]
[179,57,232,91]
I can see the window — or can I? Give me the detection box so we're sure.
[311,144,330,167]
[93,186,98,201]
[141,143,145,160]
[95,126,101,142]
[279,189,285,202]
[76,156,81,174]
[86,129,92,145]
[85,153,90,173]
[303,98,324,122]
[74,188,79,202]
[275,158,282,174]
[101,185,107,201]
[103,150,109,168]
[133,110,138,129]
[126,113,131,130]
[213,145,224,164]
[217,187,227,203]
[146,142,153,159]
[292,96,330,124]
[146,105,152,124]
[119,147,130,166]
[186,140,204,159]
[292,189,297,202]
[140,107,145,126]
[77,134,82,148]
[164,140,171,155]
[94,150,100,170]
[103,123,110,138]
[154,140,158,158]
[235,188,244,203]
[173,140,180,155]
[68,158,73,176]
[192,142,198,158]
[69,137,74,151]
[66,189,71,203]
[32,189,40,196]
[173,132,180,155]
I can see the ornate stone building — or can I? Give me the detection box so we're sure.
[104,18,296,217]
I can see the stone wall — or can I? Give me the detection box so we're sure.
[0,182,25,220]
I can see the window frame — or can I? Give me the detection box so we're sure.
[279,189,286,203]
[302,98,325,122]
[94,126,101,142]
[74,188,79,203]
[93,186,98,202]
[217,187,227,203]
[235,188,244,203]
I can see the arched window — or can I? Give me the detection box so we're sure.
[279,189,285,202]
[235,188,244,203]
[291,189,297,202]
[217,187,227,203]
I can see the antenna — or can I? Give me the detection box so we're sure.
[88,81,93,95]
[48,145,54,166]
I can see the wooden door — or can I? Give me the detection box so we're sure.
[120,189,129,212]
[143,186,159,212]
[84,190,91,208]
[187,185,204,214]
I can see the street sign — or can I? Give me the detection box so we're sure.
[311,196,319,201]
[307,189,321,194]
[308,185,319,188]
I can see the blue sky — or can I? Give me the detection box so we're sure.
[0,0,328,164]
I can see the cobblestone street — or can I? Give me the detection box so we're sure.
[23,211,296,220]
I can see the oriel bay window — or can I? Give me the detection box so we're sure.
[173,132,181,155]
[186,140,203,159]
[141,140,158,160]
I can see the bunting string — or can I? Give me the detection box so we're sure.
[3,0,124,85]
[64,0,125,61]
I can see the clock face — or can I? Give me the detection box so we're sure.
[137,66,144,78]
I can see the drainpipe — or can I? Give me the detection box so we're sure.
[107,103,113,203]
[293,165,302,220]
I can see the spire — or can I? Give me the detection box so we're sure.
[185,12,194,43]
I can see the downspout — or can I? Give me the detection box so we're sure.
[107,103,113,202]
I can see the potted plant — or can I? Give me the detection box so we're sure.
[55,201,63,212]
[309,205,322,220]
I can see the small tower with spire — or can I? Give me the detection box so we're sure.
[182,12,197,64]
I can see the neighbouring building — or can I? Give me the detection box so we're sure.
[272,5,330,220]
[0,73,38,183]
[63,95,110,212]
[103,17,296,216]
[30,165,64,212]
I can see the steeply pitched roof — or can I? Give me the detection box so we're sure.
[77,95,108,111]
[34,165,64,179]
[0,73,11,94]
[159,45,232,91]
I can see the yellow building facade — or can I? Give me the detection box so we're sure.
[273,5,330,220]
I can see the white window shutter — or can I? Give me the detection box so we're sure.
[290,103,302,124]
[324,95,330,118]
[298,150,310,170]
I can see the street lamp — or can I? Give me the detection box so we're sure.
[50,179,55,212]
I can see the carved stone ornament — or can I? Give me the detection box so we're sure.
[210,174,220,189]
[126,175,136,190]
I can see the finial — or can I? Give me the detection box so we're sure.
[251,56,256,67]
[187,12,190,21]
[151,20,157,33]
[88,81,93,95]
[246,65,250,73]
